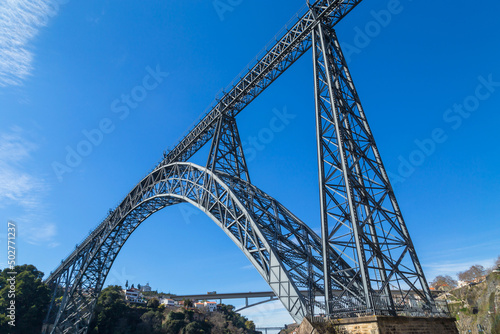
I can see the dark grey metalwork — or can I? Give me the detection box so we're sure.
[43,0,443,332]
[156,0,363,166]
[311,20,434,315]
[207,114,250,182]
[42,162,358,333]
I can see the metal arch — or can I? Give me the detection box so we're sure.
[44,162,358,333]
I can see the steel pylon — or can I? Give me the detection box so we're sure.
[207,114,250,182]
[312,21,434,316]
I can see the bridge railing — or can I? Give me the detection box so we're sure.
[310,296,451,321]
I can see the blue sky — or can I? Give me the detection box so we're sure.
[1,0,500,327]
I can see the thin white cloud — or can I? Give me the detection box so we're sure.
[241,264,254,270]
[0,127,57,245]
[426,240,500,260]
[239,300,294,327]
[423,257,497,280]
[13,213,58,246]
[0,126,45,207]
[0,0,61,87]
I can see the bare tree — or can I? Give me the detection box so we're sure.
[430,275,457,291]
[458,265,486,282]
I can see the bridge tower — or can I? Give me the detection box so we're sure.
[42,1,455,333]
[311,15,433,316]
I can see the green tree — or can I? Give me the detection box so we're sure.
[89,285,128,334]
[167,310,186,321]
[245,320,256,331]
[0,264,51,334]
[183,309,194,322]
[138,309,164,332]
[148,297,160,309]
[183,298,193,308]
[163,319,186,333]
[182,321,212,333]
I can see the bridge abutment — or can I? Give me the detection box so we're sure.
[297,315,458,334]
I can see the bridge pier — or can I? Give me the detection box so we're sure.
[297,316,458,334]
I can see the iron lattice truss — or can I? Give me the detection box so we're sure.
[43,0,447,333]
[43,162,364,333]
[311,21,433,315]
[156,0,363,166]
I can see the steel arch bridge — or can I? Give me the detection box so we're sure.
[43,162,364,332]
[43,0,449,333]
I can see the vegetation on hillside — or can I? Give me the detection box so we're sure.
[0,265,51,334]
[447,271,500,334]
[0,264,257,334]
[88,285,258,334]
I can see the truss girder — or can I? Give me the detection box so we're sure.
[312,22,433,315]
[207,115,250,182]
[43,162,368,333]
[155,0,362,168]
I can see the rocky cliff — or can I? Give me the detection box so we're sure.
[447,271,500,333]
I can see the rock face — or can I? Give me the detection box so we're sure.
[448,271,500,333]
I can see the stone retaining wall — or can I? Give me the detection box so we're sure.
[296,315,458,334]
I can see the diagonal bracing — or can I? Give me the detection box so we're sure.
[312,20,434,315]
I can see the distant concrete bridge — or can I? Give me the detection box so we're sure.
[167,289,423,312]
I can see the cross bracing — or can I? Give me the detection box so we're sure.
[311,21,433,315]
[156,0,363,166]
[43,163,365,333]
[43,0,446,333]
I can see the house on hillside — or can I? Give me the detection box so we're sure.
[141,283,152,292]
[458,275,487,287]
[204,301,217,312]
[160,298,176,307]
[123,287,145,303]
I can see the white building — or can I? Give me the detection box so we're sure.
[194,302,204,309]
[204,301,217,312]
[123,287,144,303]
[160,298,176,307]
[141,283,152,292]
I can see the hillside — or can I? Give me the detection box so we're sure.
[88,285,259,334]
[447,271,500,333]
